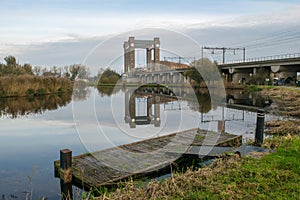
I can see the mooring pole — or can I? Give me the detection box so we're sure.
[255,109,265,146]
[218,120,225,133]
[60,149,73,200]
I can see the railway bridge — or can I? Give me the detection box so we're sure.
[219,53,300,84]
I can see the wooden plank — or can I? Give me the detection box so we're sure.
[167,146,234,157]
[54,128,242,189]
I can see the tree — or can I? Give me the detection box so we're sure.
[4,55,17,68]
[63,66,70,79]
[185,58,221,84]
[33,66,42,76]
[23,63,33,75]
[98,68,121,85]
[69,64,90,80]
[191,58,220,81]
[77,65,90,79]
[248,68,269,85]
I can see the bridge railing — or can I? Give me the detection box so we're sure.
[222,53,300,65]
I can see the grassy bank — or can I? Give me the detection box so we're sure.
[0,75,73,97]
[259,86,300,117]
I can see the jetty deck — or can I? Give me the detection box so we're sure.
[54,128,242,189]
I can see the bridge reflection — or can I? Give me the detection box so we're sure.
[124,84,177,128]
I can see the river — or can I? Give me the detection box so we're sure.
[0,86,279,199]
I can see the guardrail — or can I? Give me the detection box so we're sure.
[222,53,300,65]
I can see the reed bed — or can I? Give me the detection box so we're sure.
[0,75,73,97]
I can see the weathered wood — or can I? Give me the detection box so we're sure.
[167,146,234,157]
[59,149,73,200]
[59,149,72,183]
[54,129,242,190]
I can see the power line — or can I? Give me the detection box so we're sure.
[201,46,246,64]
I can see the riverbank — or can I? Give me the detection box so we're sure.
[0,75,73,97]
[88,135,299,200]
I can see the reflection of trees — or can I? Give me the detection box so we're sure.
[0,93,72,118]
[72,82,91,101]
[97,86,121,97]
[226,90,270,107]
[183,88,224,113]
[185,91,212,113]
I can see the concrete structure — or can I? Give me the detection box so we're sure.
[123,37,190,85]
[135,69,190,84]
[220,53,300,84]
[123,37,160,73]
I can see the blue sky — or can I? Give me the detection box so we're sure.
[1,0,300,73]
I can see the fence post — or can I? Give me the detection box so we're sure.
[255,109,265,146]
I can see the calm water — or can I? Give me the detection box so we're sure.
[0,87,279,199]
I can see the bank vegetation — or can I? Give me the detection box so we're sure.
[0,55,91,97]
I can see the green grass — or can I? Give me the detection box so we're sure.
[95,136,300,200]
[244,85,262,92]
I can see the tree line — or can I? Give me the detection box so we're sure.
[0,55,90,80]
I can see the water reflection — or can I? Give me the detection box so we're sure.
[0,93,72,118]
[226,90,272,110]
[73,82,92,101]
[124,85,178,128]
[97,85,122,97]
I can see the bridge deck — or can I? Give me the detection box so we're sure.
[54,128,242,189]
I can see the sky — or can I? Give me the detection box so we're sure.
[1,0,300,74]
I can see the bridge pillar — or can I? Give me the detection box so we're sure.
[172,74,176,83]
[124,41,129,73]
[154,37,160,63]
[253,67,257,76]
[271,65,298,84]
[165,73,169,83]
[124,88,132,123]
[128,37,135,72]
[146,48,152,65]
[154,96,161,127]
[178,73,183,83]
[141,75,146,84]
[232,68,253,84]
[157,74,161,82]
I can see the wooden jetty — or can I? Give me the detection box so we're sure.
[54,128,242,190]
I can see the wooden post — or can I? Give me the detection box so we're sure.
[255,109,265,146]
[154,96,161,127]
[60,149,73,199]
[218,120,225,133]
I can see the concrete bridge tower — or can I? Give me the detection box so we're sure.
[123,37,160,73]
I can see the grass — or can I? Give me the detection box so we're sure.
[260,86,300,117]
[265,120,300,136]
[244,85,262,92]
[89,135,300,200]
